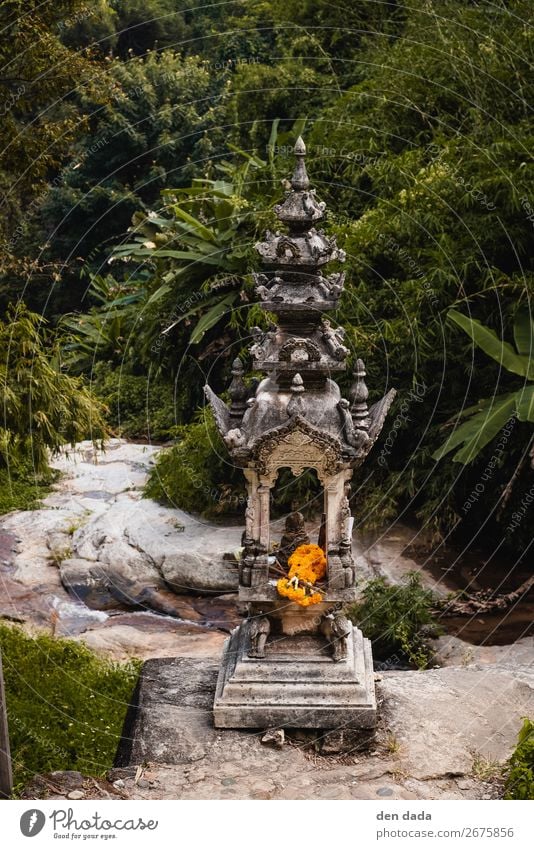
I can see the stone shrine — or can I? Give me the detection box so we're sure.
[205,137,396,730]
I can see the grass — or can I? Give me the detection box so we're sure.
[385,732,401,755]
[471,752,503,782]
[0,624,141,795]
[48,545,73,567]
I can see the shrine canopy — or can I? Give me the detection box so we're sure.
[205,136,395,480]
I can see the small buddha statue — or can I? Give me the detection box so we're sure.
[277,511,310,569]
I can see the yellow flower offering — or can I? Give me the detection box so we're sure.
[276,543,326,606]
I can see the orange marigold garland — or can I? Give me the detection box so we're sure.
[276,543,326,607]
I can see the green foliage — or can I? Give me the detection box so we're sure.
[58,0,118,54]
[62,140,285,381]
[0,0,105,254]
[35,49,229,312]
[90,362,179,441]
[348,573,439,669]
[110,0,188,58]
[303,0,534,549]
[504,718,534,800]
[0,624,140,795]
[434,309,534,463]
[0,464,56,516]
[3,0,534,566]
[144,408,246,517]
[0,305,108,475]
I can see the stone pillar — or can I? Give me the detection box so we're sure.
[324,471,344,589]
[324,469,354,590]
[248,481,270,588]
[243,468,261,543]
[257,482,271,551]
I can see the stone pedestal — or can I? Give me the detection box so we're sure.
[213,624,376,730]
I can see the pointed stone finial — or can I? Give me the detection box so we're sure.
[291,136,310,191]
[287,372,305,417]
[350,358,369,429]
[229,357,247,422]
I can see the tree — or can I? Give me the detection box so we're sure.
[61,142,280,380]
[304,0,534,546]
[31,50,230,313]
[110,0,187,59]
[0,1,105,249]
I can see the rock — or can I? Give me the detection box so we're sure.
[161,552,238,596]
[432,635,534,669]
[77,621,226,661]
[115,657,222,766]
[47,532,73,562]
[21,772,125,801]
[456,778,476,790]
[67,790,85,800]
[59,558,123,609]
[107,657,533,801]
[379,666,534,780]
[319,727,375,755]
[261,728,285,749]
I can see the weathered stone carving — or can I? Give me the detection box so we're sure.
[350,358,370,429]
[322,319,349,361]
[279,337,321,363]
[248,614,271,658]
[224,427,246,451]
[251,416,343,484]
[228,358,248,423]
[337,399,371,451]
[287,373,305,417]
[321,610,352,662]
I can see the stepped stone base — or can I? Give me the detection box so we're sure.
[213,623,377,729]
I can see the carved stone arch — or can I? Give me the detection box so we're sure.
[279,337,321,363]
[251,416,343,485]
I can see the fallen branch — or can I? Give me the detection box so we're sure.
[435,574,534,617]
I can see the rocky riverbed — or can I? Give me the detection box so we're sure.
[0,440,243,659]
[1,440,532,801]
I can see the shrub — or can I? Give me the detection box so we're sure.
[347,572,439,669]
[90,362,180,441]
[504,718,534,800]
[144,408,246,517]
[0,625,140,795]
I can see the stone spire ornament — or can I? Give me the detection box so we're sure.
[350,358,370,430]
[290,135,309,190]
[228,357,248,424]
[205,138,396,733]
